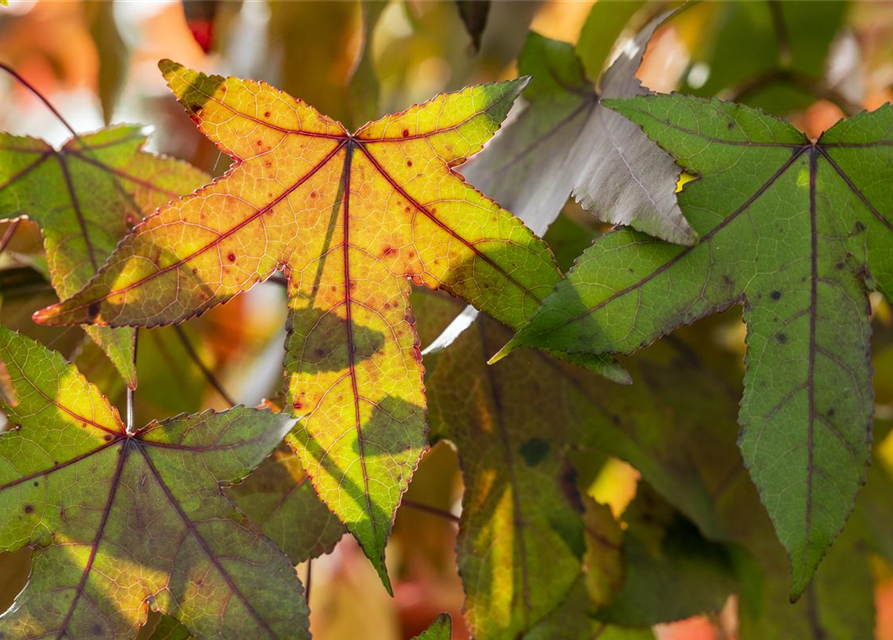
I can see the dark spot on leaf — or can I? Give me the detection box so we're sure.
[227,252,237,263]
[520,438,549,466]
[777,333,787,344]
[402,129,409,137]
[827,408,836,417]
[727,121,735,130]
[264,111,271,118]
[382,246,396,257]
[32,481,38,487]
[256,140,262,146]
[836,262,845,270]
[407,160,413,167]
[770,291,782,301]
[854,221,866,233]
[23,505,33,514]
[103,435,113,442]
[88,301,101,320]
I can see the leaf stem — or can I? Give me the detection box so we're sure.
[767,0,792,68]
[0,63,79,139]
[173,324,237,406]
[305,560,312,604]
[401,499,460,524]
[0,219,20,258]
[726,68,861,117]
[126,329,138,434]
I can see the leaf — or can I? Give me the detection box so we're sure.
[679,1,849,114]
[417,284,723,638]
[346,1,388,127]
[502,95,893,599]
[0,125,207,387]
[594,485,739,626]
[454,0,490,53]
[520,578,654,640]
[410,613,451,640]
[575,1,644,81]
[461,10,695,245]
[0,327,308,639]
[228,444,345,564]
[35,60,565,591]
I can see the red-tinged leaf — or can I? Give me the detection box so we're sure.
[0,125,207,387]
[0,327,307,639]
[34,60,568,589]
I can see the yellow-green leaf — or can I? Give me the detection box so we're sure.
[0,327,307,639]
[0,125,207,386]
[35,60,564,590]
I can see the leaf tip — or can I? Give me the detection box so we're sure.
[486,339,518,365]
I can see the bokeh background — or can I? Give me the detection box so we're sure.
[1,2,893,639]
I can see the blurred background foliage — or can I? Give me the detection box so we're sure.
[1,1,893,639]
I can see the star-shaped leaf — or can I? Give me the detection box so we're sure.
[34,60,566,590]
[461,9,694,244]
[0,125,208,387]
[499,95,893,599]
[0,327,307,639]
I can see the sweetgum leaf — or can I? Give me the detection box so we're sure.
[461,9,695,245]
[0,126,207,387]
[0,327,307,639]
[34,60,569,590]
[503,95,893,599]
[417,288,724,638]
[228,444,345,564]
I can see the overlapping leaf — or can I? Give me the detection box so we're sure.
[501,95,893,598]
[229,444,345,564]
[0,327,307,639]
[34,60,566,589]
[461,8,694,245]
[418,283,731,638]
[0,125,207,386]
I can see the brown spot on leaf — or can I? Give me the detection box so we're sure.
[23,505,33,514]
[770,291,782,301]
[402,129,409,137]
[88,301,101,320]
[227,252,237,263]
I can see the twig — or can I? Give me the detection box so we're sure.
[173,324,237,406]
[767,0,792,68]
[0,63,79,139]
[727,68,861,117]
[401,499,460,524]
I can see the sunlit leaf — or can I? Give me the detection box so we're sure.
[0,327,307,639]
[503,95,893,598]
[0,125,207,386]
[35,61,566,590]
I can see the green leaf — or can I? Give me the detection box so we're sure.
[594,486,739,626]
[462,10,695,245]
[0,126,207,387]
[410,613,451,640]
[454,0,490,53]
[418,284,726,637]
[424,297,586,639]
[679,1,849,113]
[505,94,892,599]
[0,327,307,639]
[228,444,345,564]
[575,1,644,80]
